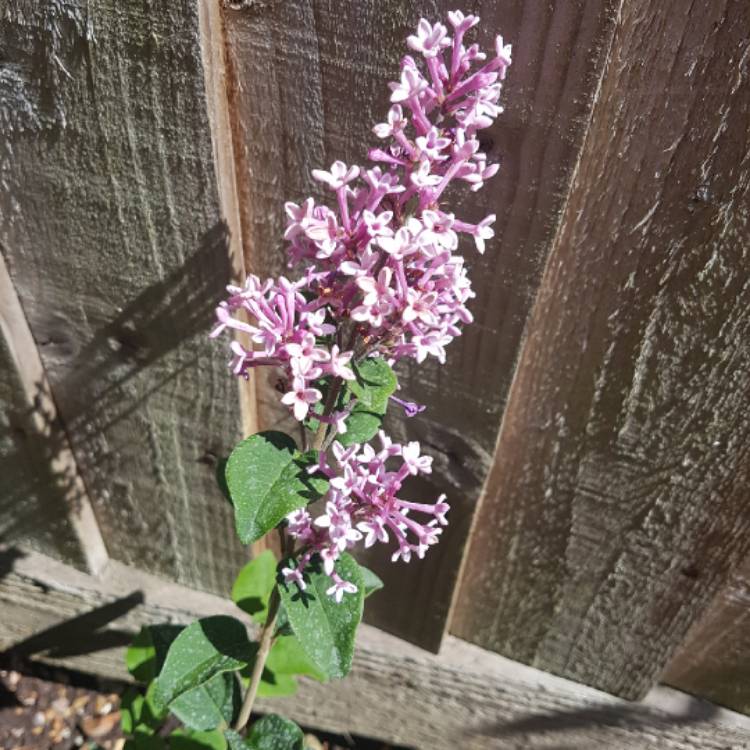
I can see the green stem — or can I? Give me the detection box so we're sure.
[312,377,343,451]
[234,585,281,732]
[234,527,289,733]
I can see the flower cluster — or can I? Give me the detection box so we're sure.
[210,276,355,421]
[283,12,511,368]
[281,433,449,601]
[211,12,511,599]
[213,12,511,424]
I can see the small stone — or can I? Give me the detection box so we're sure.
[52,696,71,715]
[32,711,46,726]
[95,694,114,714]
[80,711,121,739]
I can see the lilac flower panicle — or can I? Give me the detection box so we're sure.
[212,11,511,599]
[282,432,451,587]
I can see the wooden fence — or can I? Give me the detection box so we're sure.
[1,0,749,747]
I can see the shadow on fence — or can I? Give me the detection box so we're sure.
[46,219,232,435]
[0,220,232,563]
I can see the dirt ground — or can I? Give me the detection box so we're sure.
[0,663,403,750]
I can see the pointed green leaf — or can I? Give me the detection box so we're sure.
[126,624,185,684]
[348,357,397,414]
[170,671,241,731]
[266,636,326,682]
[246,715,304,750]
[231,550,278,624]
[257,668,297,698]
[360,566,384,598]
[152,616,253,712]
[226,432,327,544]
[170,728,227,750]
[277,554,364,680]
[337,407,382,447]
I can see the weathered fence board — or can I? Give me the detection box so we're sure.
[663,554,750,715]
[0,1,245,593]
[2,548,750,750]
[452,0,750,699]
[0,255,105,571]
[221,0,621,650]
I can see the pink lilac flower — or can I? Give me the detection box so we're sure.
[281,379,322,421]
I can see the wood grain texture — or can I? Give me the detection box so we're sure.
[221,0,620,649]
[0,0,246,592]
[664,554,750,715]
[2,548,750,750]
[0,253,107,572]
[453,0,750,699]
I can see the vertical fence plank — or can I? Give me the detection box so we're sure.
[452,0,750,698]
[0,1,246,593]
[221,0,620,649]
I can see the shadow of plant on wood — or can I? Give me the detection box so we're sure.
[0,221,234,568]
[37,220,233,434]
[0,547,26,583]
[1,591,144,661]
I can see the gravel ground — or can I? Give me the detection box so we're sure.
[0,664,404,750]
[0,668,121,750]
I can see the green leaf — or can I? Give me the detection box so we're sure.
[224,731,248,750]
[273,603,294,637]
[246,715,304,750]
[257,668,297,698]
[143,681,168,724]
[152,616,253,712]
[277,553,364,680]
[130,732,167,750]
[360,566,384,598]
[170,728,227,750]
[336,407,382,447]
[170,671,241,731]
[232,550,278,624]
[293,451,329,498]
[120,688,143,735]
[226,432,327,544]
[266,636,326,682]
[239,638,316,699]
[126,624,185,684]
[348,357,397,414]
